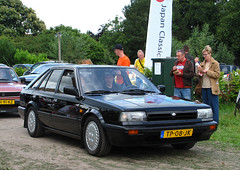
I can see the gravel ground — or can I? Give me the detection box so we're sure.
[0,112,240,170]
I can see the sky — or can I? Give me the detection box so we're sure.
[21,0,131,34]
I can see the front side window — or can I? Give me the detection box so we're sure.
[58,70,75,93]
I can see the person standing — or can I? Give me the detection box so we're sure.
[197,45,220,123]
[183,45,194,64]
[113,44,130,85]
[170,49,194,100]
[134,50,145,74]
[113,44,130,66]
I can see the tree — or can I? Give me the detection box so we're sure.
[0,0,46,36]
[123,0,150,62]
[12,30,55,56]
[172,0,219,41]
[14,49,48,64]
[0,36,16,65]
[216,0,240,65]
[99,16,127,63]
[49,25,114,64]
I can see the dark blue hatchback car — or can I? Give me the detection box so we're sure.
[18,65,217,156]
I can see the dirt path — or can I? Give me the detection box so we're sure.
[0,113,240,170]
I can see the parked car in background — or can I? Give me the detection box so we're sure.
[13,64,33,70]
[23,61,61,75]
[19,63,72,84]
[0,64,7,66]
[0,66,25,113]
[220,64,239,75]
[18,65,217,156]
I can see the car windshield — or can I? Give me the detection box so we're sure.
[0,68,19,82]
[78,67,160,94]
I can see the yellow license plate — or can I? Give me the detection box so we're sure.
[160,129,193,138]
[0,100,15,105]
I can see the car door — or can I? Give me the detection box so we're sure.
[52,69,82,134]
[34,69,63,128]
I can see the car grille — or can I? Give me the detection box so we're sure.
[0,92,20,97]
[147,110,197,121]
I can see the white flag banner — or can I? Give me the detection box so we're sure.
[145,0,173,69]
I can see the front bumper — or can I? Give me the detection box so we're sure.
[0,101,20,113]
[104,121,217,147]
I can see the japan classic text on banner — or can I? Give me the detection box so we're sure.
[145,0,173,69]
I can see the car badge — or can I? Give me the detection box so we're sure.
[172,113,176,117]
[1,93,5,97]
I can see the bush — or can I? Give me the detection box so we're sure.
[219,70,240,103]
[14,68,28,76]
[14,49,48,64]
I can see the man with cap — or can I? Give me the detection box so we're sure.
[113,44,130,66]
[113,44,130,85]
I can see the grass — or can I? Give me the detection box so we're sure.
[210,103,240,149]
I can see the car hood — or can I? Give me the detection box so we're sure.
[83,93,210,111]
[0,82,25,92]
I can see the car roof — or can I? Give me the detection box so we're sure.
[47,64,133,70]
[0,65,10,69]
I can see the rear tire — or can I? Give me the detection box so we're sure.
[172,142,196,150]
[83,116,111,156]
[27,106,45,137]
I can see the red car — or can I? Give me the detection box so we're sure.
[0,66,25,113]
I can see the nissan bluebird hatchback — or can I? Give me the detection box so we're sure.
[18,65,217,156]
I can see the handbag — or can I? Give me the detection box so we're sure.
[194,80,202,95]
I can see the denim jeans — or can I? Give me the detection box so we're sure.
[202,88,219,123]
[174,88,191,100]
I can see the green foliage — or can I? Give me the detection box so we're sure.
[219,70,240,103]
[0,0,46,36]
[48,25,113,64]
[123,0,150,62]
[143,67,152,80]
[184,24,216,61]
[171,37,184,57]
[172,0,219,42]
[14,49,48,64]
[211,103,240,149]
[14,67,27,76]
[215,43,235,65]
[0,36,16,65]
[99,16,128,64]
[12,30,55,55]
[216,0,240,65]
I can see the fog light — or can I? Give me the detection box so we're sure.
[128,130,139,135]
[209,125,217,130]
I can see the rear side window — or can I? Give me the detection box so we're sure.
[45,70,62,92]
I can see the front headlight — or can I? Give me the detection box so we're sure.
[120,111,147,122]
[197,108,213,119]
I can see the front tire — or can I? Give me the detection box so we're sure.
[27,106,45,137]
[83,116,111,156]
[172,142,196,150]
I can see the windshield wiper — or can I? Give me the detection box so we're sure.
[84,90,119,95]
[121,89,156,94]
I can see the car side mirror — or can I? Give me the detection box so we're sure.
[20,77,26,84]
[157,85,165,93]
[64,86,79,96]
